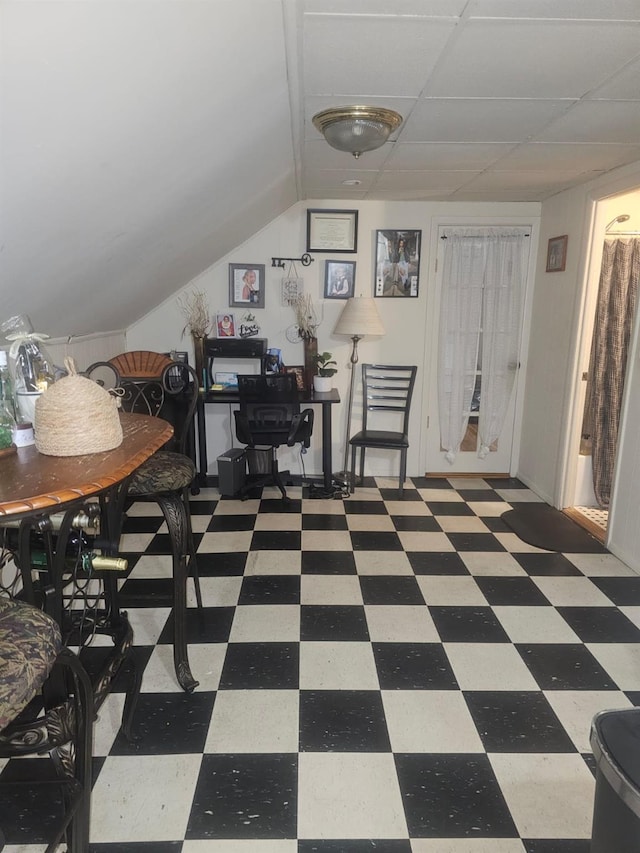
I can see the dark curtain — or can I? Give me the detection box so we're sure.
[585,238,640,507]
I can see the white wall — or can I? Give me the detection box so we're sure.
[519,158,640,570]
[128,198,540,480]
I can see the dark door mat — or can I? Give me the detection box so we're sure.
[502,504,607,553]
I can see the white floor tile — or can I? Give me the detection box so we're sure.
[587,643,640,690]
[385,500,432,516]
[418,488,463,502]
[383,690,484,752]
[198,530,253,552]
[435,516,490,533]
[229,604,300,642]
[494,489,545,502]
[204,690,299,753]
[567,552,638,576]
[183,843,297,852]
[532,576,614,607]
[195,576,242,607]
[141,643,226,692]
[489,752,595,838]
[461,553,527,576]
[365,605,440,642]
[127,554,173,578]
[412,840,526,852]
[245,550,302,574]
[213,499,261,515]
[493,533,550,553]
[493,606,580,644]
[416,576,487,606]
[300,575,363,605]
[445,643,539,691]
[544,690,633,753]
[346,514,395,531]
[298,753,407,838]
[254,513,302,531]
[299,641,379,690]
[398,531,456,552]
[301,530,353,551]
[354,551,414,575]
[124,606,172,645]
[467,501,512,517]
[93,693,125,757]
[90,754,202,842]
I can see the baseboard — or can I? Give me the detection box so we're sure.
[424,472,510,479]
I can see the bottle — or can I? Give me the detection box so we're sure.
[0,350,16,450]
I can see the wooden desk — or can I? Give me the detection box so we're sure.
[196,388,341,492]
[0,413,199,695]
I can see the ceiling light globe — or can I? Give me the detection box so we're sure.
[313,106,403,159]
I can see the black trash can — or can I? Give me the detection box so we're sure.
[590,708,640,853]
[217,448,246,497]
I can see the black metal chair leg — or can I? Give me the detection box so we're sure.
[182,486,203,610]
[157,494,199,693]
[399,449,407,497]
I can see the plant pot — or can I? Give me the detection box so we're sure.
[313,375,332,393]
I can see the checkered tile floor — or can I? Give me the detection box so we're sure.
[4,476,640,852]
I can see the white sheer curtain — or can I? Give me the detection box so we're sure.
[438,228,527,463]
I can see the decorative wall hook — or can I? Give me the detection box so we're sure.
[271,253,314,269]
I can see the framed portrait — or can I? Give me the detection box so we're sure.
[229,264,266,308]
[374,229,421,298]
[216,312,236,338]
[307,209,358,253]
[546,235,568,272]
[285,365,306,392]
[324,260,356,299]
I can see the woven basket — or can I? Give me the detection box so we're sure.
[35,357,123,456]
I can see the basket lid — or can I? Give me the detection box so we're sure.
[34,357,123,456]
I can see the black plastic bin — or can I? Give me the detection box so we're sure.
[591,708,640,852]
[217,448,246,497]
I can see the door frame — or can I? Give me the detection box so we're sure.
[421,217,539,477]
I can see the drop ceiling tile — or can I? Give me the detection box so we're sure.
[467,0,640,20]
[401,98,572,142]
[536,100,640,143]
[426,20,640,98]
[588,58,640,99]
[303,139,393,169]
[449,189,548,201]
[304,0,467,13]
[387,142,514,170]
[490,142,640,172]
[303,16,456,97]
[302,169,378,191]
[463,170,585,191]
[376,170,482,191]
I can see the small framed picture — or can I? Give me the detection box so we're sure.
[229,264,266,308]
[546,235,568,272]
[285,365,306,392]
[374,229,421,297]
[324,260,356,299]
[307,209,358,253]
[216,312,236,338]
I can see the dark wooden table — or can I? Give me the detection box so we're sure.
[0,413,199,694]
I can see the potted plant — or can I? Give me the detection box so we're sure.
[312,351,337,393]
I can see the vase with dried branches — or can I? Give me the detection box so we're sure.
[293,294,320,391]
[177,289,211,388]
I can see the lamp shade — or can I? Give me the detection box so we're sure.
[333,297,385,338]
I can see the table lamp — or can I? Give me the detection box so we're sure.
[333,296,385,485]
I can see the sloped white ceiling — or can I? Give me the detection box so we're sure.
[3,0,640,338]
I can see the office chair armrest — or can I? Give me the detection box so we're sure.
[233,411,256,447]
[287,408,314,448]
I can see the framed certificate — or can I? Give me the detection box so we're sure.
[306,209,358,253]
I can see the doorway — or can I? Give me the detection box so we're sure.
[565,189,640,544]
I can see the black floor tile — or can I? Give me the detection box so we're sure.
[301,605,370,641]
[523,842,591,852]
[121,516,164,534]
[514,553,583,576]
[158,605,235,643]
[429,606,511,642]
[350,531,403,551]
[457,489,501,502]
[251,530,302,550]
[207,514,256,531]
[219,642,299,689]
[394,753,518,837]
[146,532,203,554]
[90,844,183,852]
[344,501,389,515]
[302,551,357,574]
[446,532,506,552]
[592,576,640,605]
[239,575,301,604]
[407,552,470,575]
[298,842,411,853]
[557,606,640,642]
[302,514,349,530]
[359,576,425,605]
[0,758,70,845]
[463,690,576,752]
[427,502,474,516]
[260,498,303,513]
[187,753,297,839]
[379,488,422,502]
[195,551,247,575]
[390,515,441,532]
[373,643,458,689]
[475,576,552,606]
[517,644,619,690]
[110,691,216,755]
[299,690,390,751]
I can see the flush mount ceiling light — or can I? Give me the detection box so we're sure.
[312,106,403,159]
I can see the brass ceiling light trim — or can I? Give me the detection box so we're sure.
[312,105,403,159]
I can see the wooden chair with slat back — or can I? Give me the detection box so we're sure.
[108,350,173,379]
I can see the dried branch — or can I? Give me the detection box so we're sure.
[177,289,211,339]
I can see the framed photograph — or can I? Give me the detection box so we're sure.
[229,264,265,308]
[324,260,356,299]
[285,365,306,392]
[374,229,421,297]
[216,312,236,338]
[307,209,358,253]
[546,235,568,272]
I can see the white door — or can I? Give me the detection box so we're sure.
[424,227,530,476]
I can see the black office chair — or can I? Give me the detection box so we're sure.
[349,364,418,497]
[233,374,314,501]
